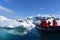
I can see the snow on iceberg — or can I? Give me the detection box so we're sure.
[0,16,35,36]
[0,16,20,28]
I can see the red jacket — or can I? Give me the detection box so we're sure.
[53,20,57,27]
[44,20,49,28]
[40,20,49,28]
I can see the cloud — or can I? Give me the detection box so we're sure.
[0,6,15,14]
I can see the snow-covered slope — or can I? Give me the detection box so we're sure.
[26,14,60,26]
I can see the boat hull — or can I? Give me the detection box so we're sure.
[36,26,60,33]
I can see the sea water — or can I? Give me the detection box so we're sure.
[0,26,60,40]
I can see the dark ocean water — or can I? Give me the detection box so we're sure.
[0,27,60,40]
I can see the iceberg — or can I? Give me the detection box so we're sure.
[0,16,35,36]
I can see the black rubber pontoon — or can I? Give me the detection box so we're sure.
[36,26,60,33]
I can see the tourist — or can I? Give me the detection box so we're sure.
[53,19,57,28]
[40,19,49,29]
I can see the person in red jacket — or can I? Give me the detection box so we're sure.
[39,19,46,27]
[44,20,49,29]
[40,19,49,29]
[53,19,57,28]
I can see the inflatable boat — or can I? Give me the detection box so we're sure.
[36,25,60,33]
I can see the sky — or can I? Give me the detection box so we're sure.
[0,0,60,19]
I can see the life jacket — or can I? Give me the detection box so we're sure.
[44,20,49,28]
[40,20,49,28]
[39,20,45,27]
[53,20,57,27]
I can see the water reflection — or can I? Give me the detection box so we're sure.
[36,28,60,40]
[40,32,48,40]
[0,28,60,40]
